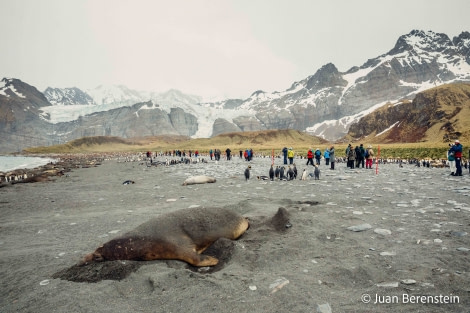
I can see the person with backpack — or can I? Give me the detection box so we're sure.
[359,144,365,168]
[354,145,361,168]
[365,145,374,169]
[314,148,321,165]
[287,147,295,164]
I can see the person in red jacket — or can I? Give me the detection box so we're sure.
[306,149,314,166]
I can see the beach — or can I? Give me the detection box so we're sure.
[0,155,469,313]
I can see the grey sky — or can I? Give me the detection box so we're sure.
[1,0,469,100]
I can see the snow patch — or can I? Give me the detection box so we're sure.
[376,121,400,137]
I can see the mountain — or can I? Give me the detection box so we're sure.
[0,78,52,152]
[1,30,470,153]
[40,30,470,141]
[41,86,250,139]
[43,87,94,105]
[232,30,470,139]
[347,82,470,143]
[52,101,198,139]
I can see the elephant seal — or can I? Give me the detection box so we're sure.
[79,207,249,267]
[182,175,216,186]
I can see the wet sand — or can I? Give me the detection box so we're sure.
[1,155,469,312]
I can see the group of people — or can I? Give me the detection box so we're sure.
[241,149,254,161]
[345,143,375,169]
[282,144,376,171]
[209,148,231,161]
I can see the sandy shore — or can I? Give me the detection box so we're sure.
[1,155,469,312]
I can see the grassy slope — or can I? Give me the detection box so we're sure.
[23,130,467,160]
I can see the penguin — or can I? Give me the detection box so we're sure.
[292,164,298,179]
[279,166,285,180]
[274,166,280,179]
[269,164,275,181]
[314,164,320,180]
[300,169,307,181]
[244,165,251,181]
[286,166,294,181]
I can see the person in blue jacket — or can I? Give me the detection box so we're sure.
[282,147,288,164]
[324,148,330,166]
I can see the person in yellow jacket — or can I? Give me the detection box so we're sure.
[287,147,295,164]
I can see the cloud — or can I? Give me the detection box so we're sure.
[86,0,296,99]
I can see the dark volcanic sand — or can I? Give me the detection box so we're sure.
[1,156,469,312]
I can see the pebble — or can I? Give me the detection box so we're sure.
[39,280,50,286]
[376,282,399,288]
[347,224,372,232]
[269,277,289,294]
[316,303,332,313]
[380,251,396,256]
[248,285,257,291]
[456,247,469,252]
[401,279,417,285]
[450,231,468,237]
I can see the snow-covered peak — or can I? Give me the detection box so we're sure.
[44,87,94,105]
[390,30,455,56]
[0,78,26,98]
[87,84,147,106]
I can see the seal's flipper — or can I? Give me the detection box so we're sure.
[181,249,219,266]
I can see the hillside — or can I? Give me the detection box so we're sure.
[23,130,327,155]
[348,83,470,143]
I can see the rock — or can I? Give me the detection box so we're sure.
[401,279,417,285]
[374,228,391,235]
[456,247,470,252]
[347,224,372,232]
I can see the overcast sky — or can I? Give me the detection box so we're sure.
[1,0,469,100]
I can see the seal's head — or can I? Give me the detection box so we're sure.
[78,248,105,266]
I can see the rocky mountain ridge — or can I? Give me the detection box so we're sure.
[348,83,470,143]
[1,30,470,153]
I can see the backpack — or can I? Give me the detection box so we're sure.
[364,149,369,158]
